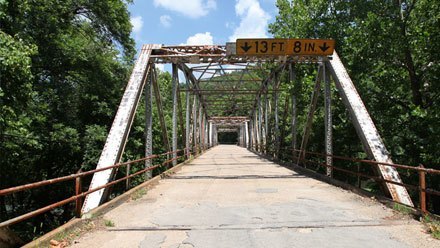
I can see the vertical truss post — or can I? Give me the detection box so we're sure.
[256,111,259,151]
[297,65,323,166]
[257,97,262,152]
[249,120,253,149]
[205,118,208,148]
[199,105,203,151]
[260,97,264,152]
[237,126,240,146]
[185,77,191,158]
[209,121,213,147]
[192,95,198,155]
[238,126,242,146]
[172,64,178,166]
[202,118,205,149]
[261,97,266,152]
[264,90,269,154]
[212,125,215,146]
[290,63,298,160]
[243,125,245,147]
[274,72,280,158]
[245,121,249,148]
[206,118,209,148]
[214,124,218,146]
[206,119,209,147]
[152,67,171,154]
[177,83,185,152]
[323,63,333,177]
[199,112,205,152]
[243,124,246,147]
[145,73,153,179]
[253,110,260,151]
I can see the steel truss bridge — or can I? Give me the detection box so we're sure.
[81,43,415,213]
[1,42,440,247]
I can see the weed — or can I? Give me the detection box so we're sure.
[131,188,147,200]
[46,220,96,247]
[104,219,115,227]
[392,203,413,215]
[423,215,440,240]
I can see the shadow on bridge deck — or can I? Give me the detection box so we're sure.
[70,145,437,248]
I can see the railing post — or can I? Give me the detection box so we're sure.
[126,163,131,190]
[75,176,82,218]
[419,164,427,214]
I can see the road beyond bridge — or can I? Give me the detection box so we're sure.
[71,145,437,248]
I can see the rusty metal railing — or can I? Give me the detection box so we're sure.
[251,145,440,214]
[288,148,440,214]
[0,147,198,228]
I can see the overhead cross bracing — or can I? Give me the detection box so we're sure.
[81,42,414,214]
[150,45,324,64]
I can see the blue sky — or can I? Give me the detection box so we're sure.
[128,0,278,50]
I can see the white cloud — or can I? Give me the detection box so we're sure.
[184,32,214,45]
[160,15,172,27]
[229,0,271,41]
[153,0,216,19]
[225,21,235,29]
[130,16,143,33]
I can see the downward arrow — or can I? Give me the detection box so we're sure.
[319,42,330,52]
[240,42,252,52]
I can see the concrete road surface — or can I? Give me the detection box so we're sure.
[71,145,438,248]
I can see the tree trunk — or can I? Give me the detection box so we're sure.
[404,48,423,107]
[397,1,423,107]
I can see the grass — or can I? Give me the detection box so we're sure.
[392,203,440,240]
[423,215,440,240]
[104,219,115,227]
[131,188,147,200]
[45,219,96,247]
[392,203,413,215]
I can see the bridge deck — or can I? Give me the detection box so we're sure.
[72,145,436,247]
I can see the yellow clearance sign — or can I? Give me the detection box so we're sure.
[236,39,335,56]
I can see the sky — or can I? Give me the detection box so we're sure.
[128,0,278,50]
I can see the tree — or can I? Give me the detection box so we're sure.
[270,0,440,211]
[0,0,136,239]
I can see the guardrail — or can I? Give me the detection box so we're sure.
[0,147,203,228]
[251,144,440,214]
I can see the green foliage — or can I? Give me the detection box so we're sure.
[2,0,439,241]
[131,188,147,201]
[82,124,107,170]
[104,219,115,227]
[270,0,440,211]
[423,215,440,240]
[0,0,135,241]
[393,203,413,215]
